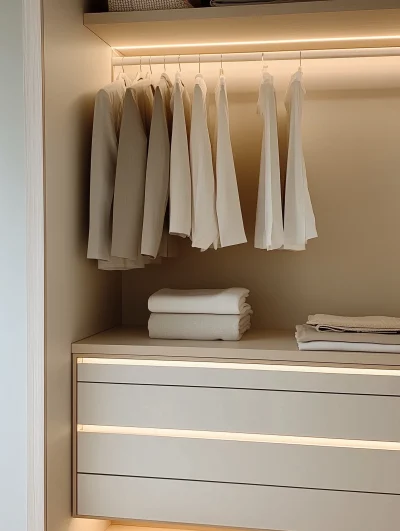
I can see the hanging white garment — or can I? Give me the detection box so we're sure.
[87,79,127,261]
[190,74,219,251]
[214,74,246,248]
[141,73,173,259]
[111,78,154,261]
[169,72,192,239]
[283,69,317,251]
[255,70,284,251]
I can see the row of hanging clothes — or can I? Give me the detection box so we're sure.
[87,56,318,270]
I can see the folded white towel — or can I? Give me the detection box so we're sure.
[148,310,252,341]
[148,287,250,315]
[297,340,400,354]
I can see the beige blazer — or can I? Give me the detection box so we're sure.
[87,79,126,261]
[141,73,173,259]
[169,72,192,239]
[111,78,154,261]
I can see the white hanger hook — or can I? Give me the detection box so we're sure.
[178,54,182,72]
[299,50,303,70]
[220,53,223,74]
[149,56,153,75]
[139,56,142,73]
[198,54,201,74]
[121,55,125,74]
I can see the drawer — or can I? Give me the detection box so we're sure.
[77,357,400,395]
[77,382,400,442]
[77,474,400,531]
[77,432,400,494]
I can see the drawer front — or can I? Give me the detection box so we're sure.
[77,382,400,442]
[77,432,400,494]
[77,474,400,531]
[77,358,400,395]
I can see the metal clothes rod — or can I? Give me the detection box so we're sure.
[112,47,400,66]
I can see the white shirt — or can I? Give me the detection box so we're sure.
[87,79,126,261]
[190,74,219,252]
[111,78,154,261]
[284,69,318,251]
[169,72,192,239]
[255,70,284,251]
[215,74,247,248]
[141,73,173,259]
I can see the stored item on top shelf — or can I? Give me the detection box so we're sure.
[210,0,326,6]
[108,0,193,11]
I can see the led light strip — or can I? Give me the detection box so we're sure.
[112,35,400,52]
[77,424,400,451]
[78,357,400,376]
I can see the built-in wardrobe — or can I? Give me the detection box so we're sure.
[43,1,400,531]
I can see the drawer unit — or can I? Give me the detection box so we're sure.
[77,381,400,441]
[77,431,400,494]
[73,332,400,531]
[77,356,400,395]
[77,474,400,531]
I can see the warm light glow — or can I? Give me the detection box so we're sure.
[77,424,400,451]
[112,35,400,52]
[77,357,400,376]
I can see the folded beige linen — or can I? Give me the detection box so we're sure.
[296,324,400,345]
[307,314,400,333]
[298,341,400,354]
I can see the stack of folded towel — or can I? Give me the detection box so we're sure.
[148,288,252,341]
[296,314,400,353]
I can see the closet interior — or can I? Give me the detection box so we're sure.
[42,1,400,530]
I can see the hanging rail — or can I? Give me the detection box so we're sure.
[112,47,400,66]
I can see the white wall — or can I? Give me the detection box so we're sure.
[0,1,28,530]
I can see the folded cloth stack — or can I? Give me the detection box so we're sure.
[296,314,400,353]
[148,288,252,341]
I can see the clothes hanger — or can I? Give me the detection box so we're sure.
[195,54,203,81]
[133,56,144,82]
[261,52,270,81]
[175,55,182,82]
[116,56,134,87]
[220,54,224,76]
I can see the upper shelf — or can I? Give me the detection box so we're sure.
[84,0,400,55]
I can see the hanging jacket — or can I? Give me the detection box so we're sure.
[87,79,126,261]
[111,78,154,261]
[190,74,219,251]
[215,73,247,248]
[255,70,284,251]
[141,73,173,259]
[284,69,318,251]
[169,72,192,239]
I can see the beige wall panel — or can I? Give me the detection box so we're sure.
[122,57,400,329]
[43,0,120,530]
